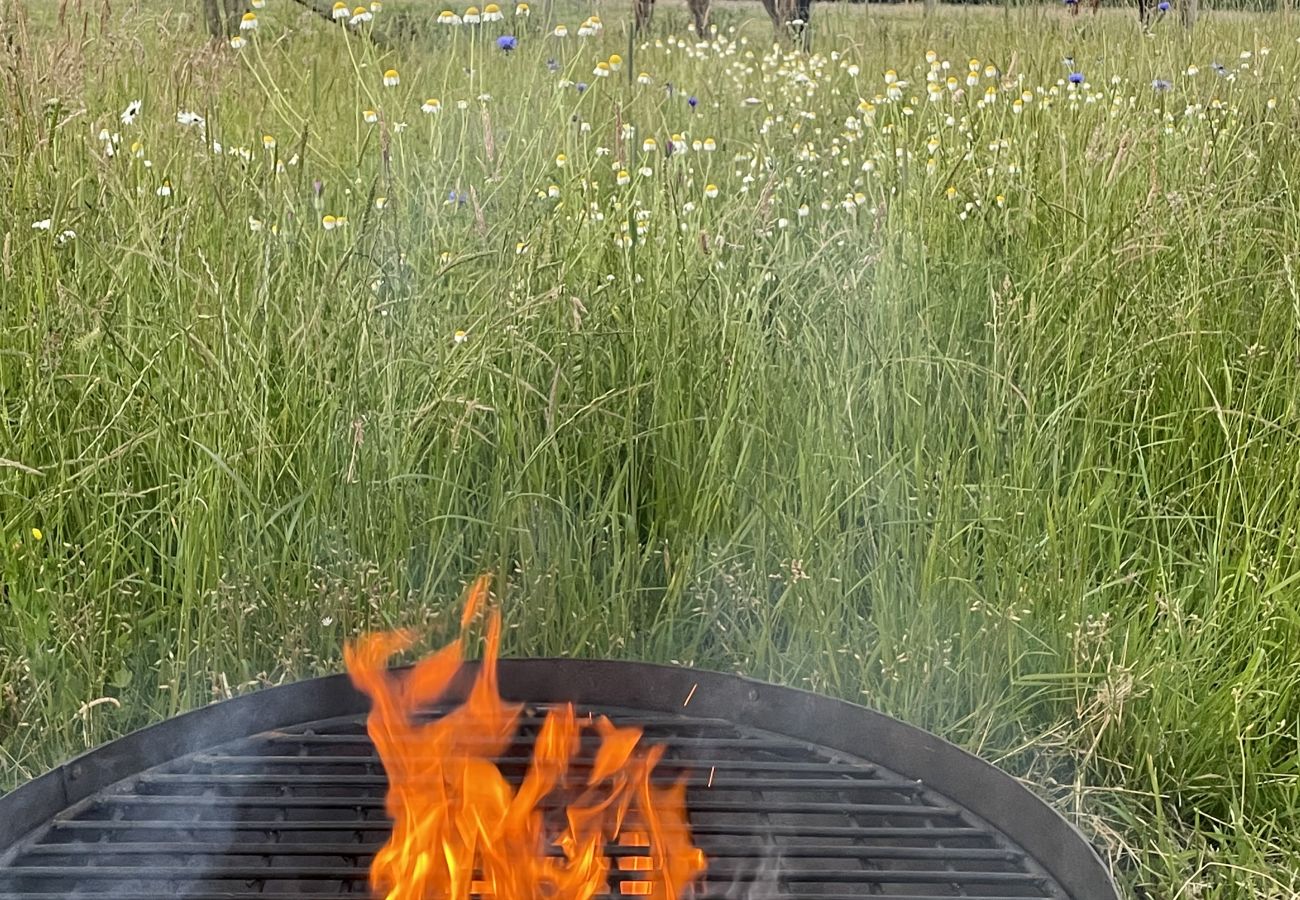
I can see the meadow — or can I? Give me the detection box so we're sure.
[3,0,1300,895]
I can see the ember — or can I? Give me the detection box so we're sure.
[344,576,708,900]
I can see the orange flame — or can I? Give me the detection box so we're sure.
[344,576,708,900]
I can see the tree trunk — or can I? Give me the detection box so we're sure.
[200,0,242,37]
[201,0,222,37]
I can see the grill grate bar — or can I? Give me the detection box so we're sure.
[135,772,913,792]
[45,820,993,841]
[0,865,1048,884]
[260,733,809,751]
[87,795,961,816]
[191,754,877,776]
[0,894,1056,900]
[17,842,1023,862]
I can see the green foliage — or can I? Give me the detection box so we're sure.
[2,0,1299,896]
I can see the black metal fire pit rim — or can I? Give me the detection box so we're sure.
[0,657,1120,900]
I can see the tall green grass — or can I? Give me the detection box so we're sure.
[3,0,1300,895]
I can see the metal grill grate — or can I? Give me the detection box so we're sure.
[0,661,1117,900]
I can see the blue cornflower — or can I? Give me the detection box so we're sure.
[1157,0,1170,9]
[688,95,698,107]
[1068,71,1084,84]
[1063,55,1075,69]
[575,82,588,93]
[1211,62,1227,76]
[447,190,467,206]
[496,34,517,51]
[546,57,560,73]
[1152,78,1172,91]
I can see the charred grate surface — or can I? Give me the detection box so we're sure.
[0,704,1065,900]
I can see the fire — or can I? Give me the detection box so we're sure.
[344,575,708,900]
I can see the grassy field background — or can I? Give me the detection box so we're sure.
[3,0,1300,895]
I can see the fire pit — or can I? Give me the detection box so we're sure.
[0,659,1118,899]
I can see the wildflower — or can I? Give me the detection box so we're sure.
[322,214,339,230]
[638,165,652,177]
[688,95,698,108]
[593,61,610,78]
[516,2,529,13]
[797,203,809,217]
[121,99,141,125]
[383,69,400,87]
[422,98,442,114]
[703,137,717,151]
[1158,0,1170,8]
[438,9,462,23]
[642,137,657,153]
[363,109,378,123]
[497,34,517,51]
[464,6,481,23]
[351,6,373,24]
[847,64,860,77]
[616,169,630,185]
[240,11,258,30]
[31,528,42,541]
[925,49,938,63]
[1186,64,1199,76]
[1152,78,1172,92]
[575,82,588,93]
[637,72,652,85]
[371,0,383,10]
[704,183,719,198]
[230,35,247,49]
[555,153,567,166]
[553,23,568,36]
[995,194,1006,208]
[333,2,349,18]
[176,110,205,127]
[252,0,265,7]
[515,241,528,254]
[374,196,388,209]
[447,190,468,206]
[1068,71,1084,84]
[483,1,504,18]
[454,330,469,343]
[130,140,144,158]
[547,184,560,198]
[157,180,173,197]
[249,216,265,232]
[32,219,51,230]
[944,185,956,200]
